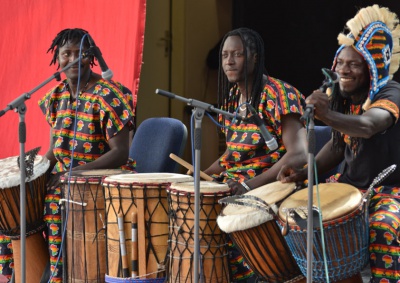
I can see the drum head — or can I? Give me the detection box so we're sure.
[278,183,362,224]
[169,181,230,194]
[103,172,193,185]
[0,155,50,189]
[217,181,296,233]
[61,169,132,184]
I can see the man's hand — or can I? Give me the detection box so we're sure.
[277,165,307,186]
[47,171,65,190]
[226,179,248,195]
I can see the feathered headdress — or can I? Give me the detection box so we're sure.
[332,5,400,110]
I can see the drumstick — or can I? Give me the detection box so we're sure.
[118,212,129,278]
[131,212,138,278]
[169,153,213,181]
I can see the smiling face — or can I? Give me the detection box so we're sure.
[57,40,92,82]
[221,35,256,88]
[334,46,370,103]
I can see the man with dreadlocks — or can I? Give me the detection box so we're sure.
[0,28,136,282]
[278,5,400,282]
[204,28,307,282]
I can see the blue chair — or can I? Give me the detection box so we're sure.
[314,125,342,182]
[129,117,188,173]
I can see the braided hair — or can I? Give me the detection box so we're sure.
[329,84,363,154]
[47,28,95,69]
[217,28,268,118]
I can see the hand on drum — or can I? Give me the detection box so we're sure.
[226,179,248,195]
[47,171,65,189]
[277,164,307,188]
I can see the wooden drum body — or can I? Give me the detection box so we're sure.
[103,173,193,280]
[277,183,369,283]
[167,181,232,283]
[0,154,50,283]
[217,181,304,283]
[61,169,131,283]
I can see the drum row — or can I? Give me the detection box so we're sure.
[0,155,369,283]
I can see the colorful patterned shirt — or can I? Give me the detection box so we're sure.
[216,76,305,183]
[38,78,135,172]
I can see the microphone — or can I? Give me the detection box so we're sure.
[247,104,278,151]
[301,68,340,121]
[319,68,340,91]
[86,33,113,80]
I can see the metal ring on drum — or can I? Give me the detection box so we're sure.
[277,183,369,283]
[217,181,305,283]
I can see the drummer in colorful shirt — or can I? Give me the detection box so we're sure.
[204,28,307,282]
[0,28,136,282]
[278,5,400,283]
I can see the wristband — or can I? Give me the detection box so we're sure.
[241,182,251,191]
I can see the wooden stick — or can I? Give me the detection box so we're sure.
[118,212,129,278]
[131,212,138,278]
[169,153,213,181]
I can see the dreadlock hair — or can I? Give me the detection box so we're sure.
[329,84,356,153]
[217,28,268,125]
[47,28,95,69]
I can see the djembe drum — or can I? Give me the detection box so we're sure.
[61,169,132,283]
[217,181,305,283]
[277,183,369,283]
[0,154,50,283]
[167,181,232,283]
[103,173,193,282]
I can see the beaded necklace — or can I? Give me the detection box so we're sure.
[67,70,92,101]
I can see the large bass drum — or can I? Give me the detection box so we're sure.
[217,181,305,283]
[277,183,369,283]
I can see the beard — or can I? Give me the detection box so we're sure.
[339,84,370,105]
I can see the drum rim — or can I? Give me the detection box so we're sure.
[217,204,277,233]
[216,181,295,233]
[103,173,194,184]
[167,181,231,194]
[277,201,365,231]
[60,169,132,184]
[0,155,50,189]
[278,183,363,224]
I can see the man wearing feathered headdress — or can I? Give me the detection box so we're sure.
[278,5,400,282]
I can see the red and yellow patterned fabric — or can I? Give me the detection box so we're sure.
[215,76,305,183]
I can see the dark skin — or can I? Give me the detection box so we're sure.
[277,46,394,184]
[46,40,130,188]
[204,35,307,194]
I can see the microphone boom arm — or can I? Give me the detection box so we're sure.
[155,89,245,121]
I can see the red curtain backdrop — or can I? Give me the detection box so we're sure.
[0,0,146,158]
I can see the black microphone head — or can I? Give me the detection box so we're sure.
[322,68,340,83]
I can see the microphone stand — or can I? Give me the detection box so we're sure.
[298,68,339,282]
[155,89,243,283]
[0,56,87,283]
[301,105,316,283]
